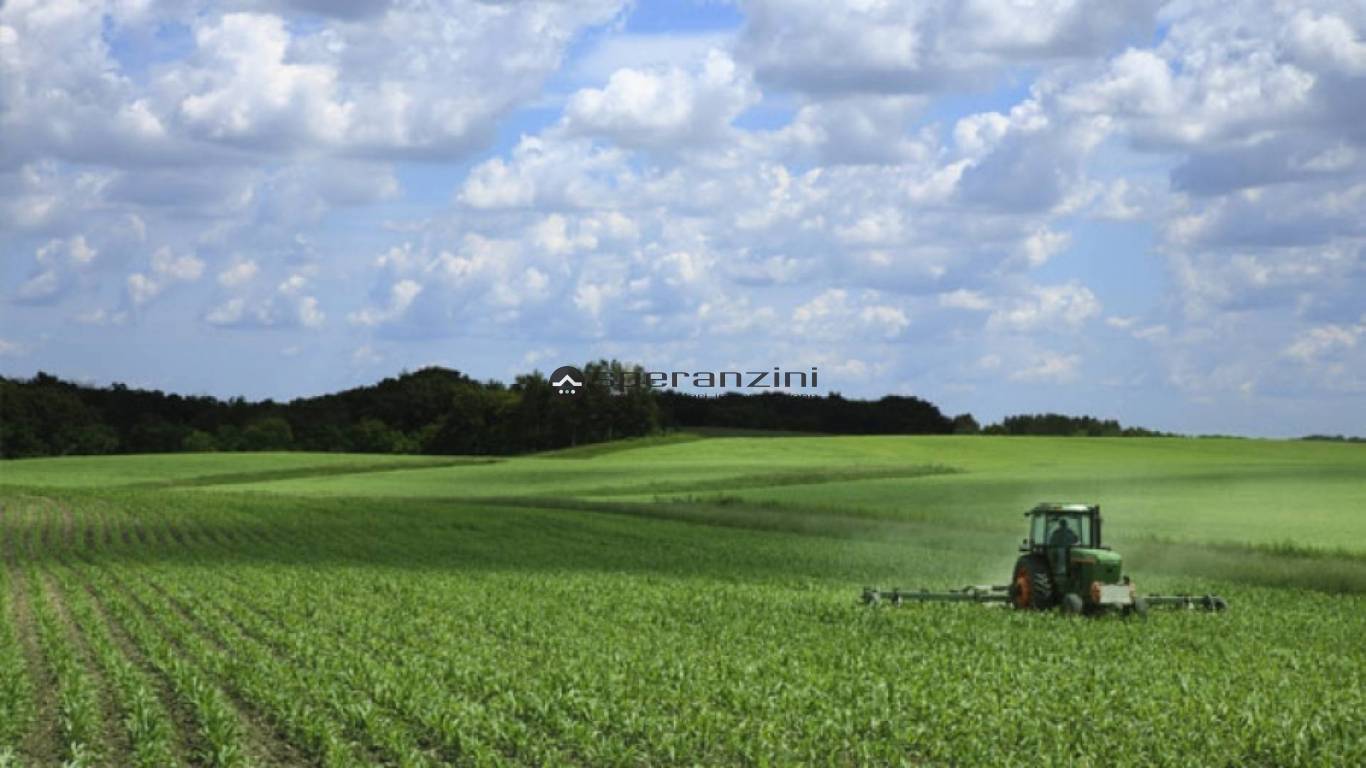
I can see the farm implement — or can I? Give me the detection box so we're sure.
[863,503,1228,615]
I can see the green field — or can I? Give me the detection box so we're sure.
[1,436,1363,766]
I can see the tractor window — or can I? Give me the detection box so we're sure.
[1045,514,1092,547]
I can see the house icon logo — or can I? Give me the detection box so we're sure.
[549,365,585,395]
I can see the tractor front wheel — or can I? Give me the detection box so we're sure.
[1009,555,1055,610]
[1062,593,1084,615]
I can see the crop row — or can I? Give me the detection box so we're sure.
[116,495,1366,764]
[0,489,1363,766]
[0,554,32,763]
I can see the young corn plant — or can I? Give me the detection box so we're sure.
[27,567,101,765]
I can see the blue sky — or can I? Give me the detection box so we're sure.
[2,0,1365,437]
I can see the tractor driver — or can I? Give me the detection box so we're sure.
[1048,518,1080,577]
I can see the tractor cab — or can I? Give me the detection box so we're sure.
[1022,503,1102,554]
[1011,502,1133,613]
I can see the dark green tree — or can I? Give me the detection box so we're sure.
[241,417,294,451]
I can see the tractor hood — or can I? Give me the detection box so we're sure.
[1069,547,1123,586]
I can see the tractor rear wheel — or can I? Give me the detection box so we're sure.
[1009,555,1055,610]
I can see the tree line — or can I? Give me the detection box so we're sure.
[0,363,656,458]
[656,391,957,435]
[1,367,1173,459]
[974,413,1169,437]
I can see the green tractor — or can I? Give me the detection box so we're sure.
[1011,502,1139,615]
[862,502,1228,614]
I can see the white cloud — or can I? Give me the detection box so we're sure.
[67,235,97,265]
[0,1,626,163]
[1010,351,1081,382]
[126,273,162,307]
[348,278,422,327]
[1284,324,1360,361]
[1286,11,1366,76]
[351,344,382,366]
[125,246,205,307]
[565,49,757,149]
[177,13,350,146]
[532,214,599,257]
[458,135,629,210]
[939,289,992,311]
[571,31,735,84]
[277,274,308,295]
[1020,228,1071,267]
[72,308,128,327]
[203,271,325,329]
[151,247,205,281]
[955,98,1101,212]
[12,235,100,303]
[205,297,248,325]
[297,295,325,328]
[988,282,1100,332]
[835,208,905,246]
[792,289,909,340]
[1168,245,1361,320]
[860,304,911,337]
[695,296,780,337]
[573,279,621,320]
[774,95,930,166]
[16,269,60,302]
[217,260,259,287]
[740,0,1159,94]
[1131,324,1168,341]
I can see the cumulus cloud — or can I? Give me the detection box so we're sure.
[791,289,910,340]
[459,136,630,210]
[206,270,325,329]
[987,282,1101,332]
[217,260,259,288]
[1,0,626,164]
[125,247,205,307]
[773,95,931,166]
[349,279,422,327]
[12,235,99,303]
[740,0,1159,94]
[1284,323,1362,362]
[1020,228,1071,267]
[939,289,992,311]
[175,13,350,147]
[16,270,61,302]
[1010,351,1081,382]
[955,99,1105,212]
[1286,10,1366,76]
[565,49,757,149]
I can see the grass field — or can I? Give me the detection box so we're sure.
[1,436,1363,766]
